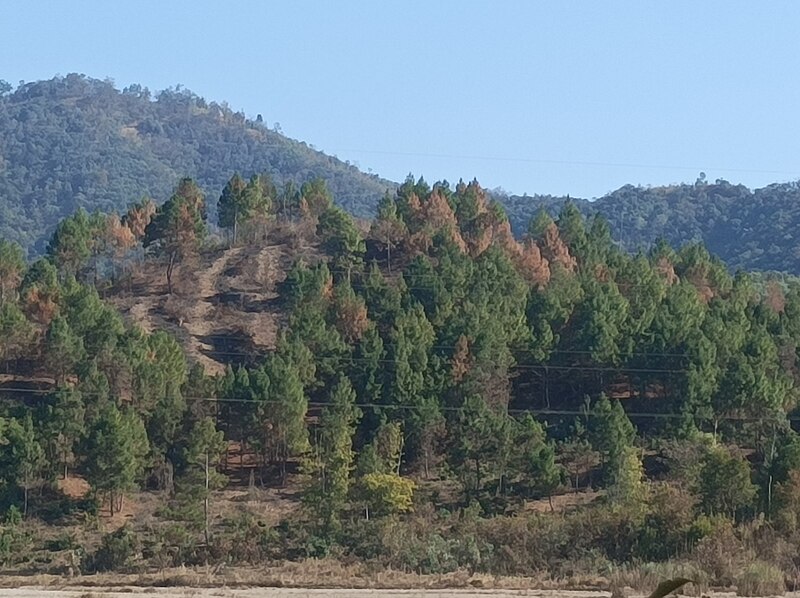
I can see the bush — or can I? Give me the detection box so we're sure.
[45,532,78,552]
[84,524,140,572]
[691,518,751,587]
[357,473,415,517]
[218,513,280,563]
[736,561,785,596]
[637,483,698,560]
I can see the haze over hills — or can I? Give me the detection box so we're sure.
[0,74,392,252]
[2,74,800,275]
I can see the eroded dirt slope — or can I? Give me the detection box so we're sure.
[111,241,310,375]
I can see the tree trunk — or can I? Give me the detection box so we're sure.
[232,208,239,247]
[109,490,115,517]
[166,252,176,294]
[23,471,28,518]
[204,452,210,546]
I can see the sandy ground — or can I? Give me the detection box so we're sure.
[0,590,612,598]
[4,589,800,598]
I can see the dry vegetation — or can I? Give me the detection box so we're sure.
[110,237,318,375]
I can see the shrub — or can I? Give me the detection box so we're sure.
[356,473,415,517]
[736,561,785,596]
[0,506,33,566]
[691,518,752,587]
[84,524,140,572]
[217,513,280,563]
[45,532,78,552]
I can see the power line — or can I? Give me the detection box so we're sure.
[0,385,791,422]
[178,334,691,360]
[325,146,800,178]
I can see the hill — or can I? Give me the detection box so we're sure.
[2,175,800,586]
[0,74,392,253]
[501,177,800,274]
[4,74,800,276]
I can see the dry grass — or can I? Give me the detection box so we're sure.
[110,240,308,376]
[0,560,600,592]
[609,562,709,596]
[736,562,786,597]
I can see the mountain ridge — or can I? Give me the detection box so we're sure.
[3,74,800,274]
[500,177,800,273]
[0,74,393,252]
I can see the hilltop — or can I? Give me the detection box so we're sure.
[501,177,800,274]
[3,75,800,276]
[0,74,392,252]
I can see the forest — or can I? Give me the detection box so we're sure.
[501,177,800,275]
[1,172,800,593]
[5,75,800,279]
[0,74,390,252]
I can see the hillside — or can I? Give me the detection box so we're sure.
[3,75,800,276]
[2,174,800,587]
[501,178,800,274]
[0,74,392,253]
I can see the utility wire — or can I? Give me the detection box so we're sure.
[0,386,792,422]
[172,334,690,360]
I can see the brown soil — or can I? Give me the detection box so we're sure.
[111,239,310,376]
[56,476,90,500]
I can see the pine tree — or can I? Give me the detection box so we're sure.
[0,240,25,303]
[527,208,554,241]
[316,207,366,283]
[305,376,361,529]
[84,404,149,516]
[0,301,34,363]
[370,193,407,273]
[217,173,247,245]
[41,386,85,480]
[389,303,440,475]
[511,415,562,505]
[143,178,207,294]
[44,316,86,383]
[46,208,94,277]
[173,416,226,545]
[606,445,647,513]
[0,414,45,518]
[260,355,309,485]
[450,394,505,500]
[585,394,635,474]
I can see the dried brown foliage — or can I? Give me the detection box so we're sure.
[685,267,715,304]
[335,295,370,343]
[540,222,577,272]
[123,198,155,239]
[516,238,551,288]
[24,286,59,327]
[450,334,472,383]
[764,280,786,314]
[654,256,678,285]
[104,214,136,258]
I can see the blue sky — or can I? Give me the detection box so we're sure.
[2,1,800,198]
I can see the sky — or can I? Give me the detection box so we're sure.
[2,1,800,198]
